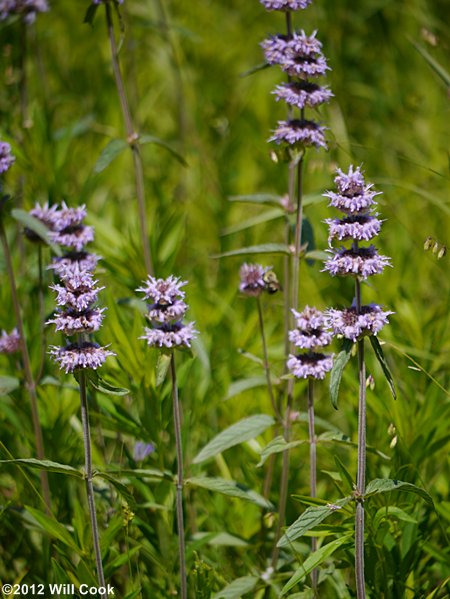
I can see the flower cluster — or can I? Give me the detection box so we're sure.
[46,203,114,373]
[0,328,20,354]
[138,276,197,349]
[260,13,332,150]
[0,141,15,174]
[287,306,333,379]
[0,0,49,24]
[324,166,393,341]
[239,263,281,297]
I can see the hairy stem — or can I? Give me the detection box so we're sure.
[170,353,187,599]
[79,370,106,598]
[104,3,154,276]
[257,296,281,422]
[355,277,366,599]
[0,217,51,513]
[308,379,318,591]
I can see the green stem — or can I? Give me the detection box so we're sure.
[308,378,318,591]
[0,216,51,514]
[170,353,187,599]
[257,296,281,422]
[79,370,106,598]
[355,277,366,599]
[104,3,154,276]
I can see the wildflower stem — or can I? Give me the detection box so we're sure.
[0,216,51,514]
[170,353,187,599]
[355,277,366,599]
[78,370,106,598]
[104,3,154,276]
[308,378,318,591]
[257,296,281,421]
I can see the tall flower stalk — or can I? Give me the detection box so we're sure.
[259,0,333,566]
[48,203,114,594]
[92,0,153,276]
[137,275,197,599]
[0,142,51,513]
[324,166,392,598]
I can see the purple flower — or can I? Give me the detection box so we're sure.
[29,202,59,228]
[47,307,105,335]
[140,321,197,349]
[262,31,329,78]
[260,0,312,10]
[325,214,382,243]
[261,35,290,65]
[49,342,115,374]
[0,0,48,23]
[273,81,333,109]
[50,271,103,311]
[137,275,188,323]
[49,252,101,277]
[323,165,381,216]
[324,245,391,279]
[287,353,333,380]
[289,306,332,349]
[326,304,393,342]
[0,141,15,174]
[92,0,123,4]
[49,225,95,251]
[0,328,20,354]
[133,441,155,462]
[239,263,268,297]
[270,119,327,149]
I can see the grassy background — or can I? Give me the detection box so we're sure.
[0,0,449,597]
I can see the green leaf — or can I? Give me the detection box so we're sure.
[193,414,275,464]
[305,250,328,261]
[225,376,267,400]
[156,353,171,387]
[228,193,281,206]
[257,436,305,467]
[11,209,62,255]
[369,336,396,399]
[221,208,283,236]
[25,507,81,552]
[280,534,352,595]
[212,576,259,599]
[139,134,187,166]
[0,375,19,396]
[333,455,354,492]
[104,467,172,481]
[277,497,351,547]
[329,339,354,409]
[411,41,450,88]
[94,139,128,173]
[0,458,83,478]
[95,471,135,507]
[85,371,130,396]
[213,243,291,259]
[365,478,434,506]
[187,477,272,509]
[83,3,99,25]
[240,62,270,76]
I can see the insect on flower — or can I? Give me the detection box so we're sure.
[263,270,282,294]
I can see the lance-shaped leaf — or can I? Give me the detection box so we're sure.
[369,336,396,399]
[85,370,129,396]
[94,139,128,173]
[257,436,305,467]
[156,353,171,387]
[25,507,81,552]
[329,339,354,409]
[277,497,351,547]
[365,478,433,506]
[0,458,83,478]
[280,534,352,596]
[0,375,19,396]
[139,134,187,166]
[187,477,272,509]
[193,414,274,464]
[11,209,62,255]
[212,576,259,599]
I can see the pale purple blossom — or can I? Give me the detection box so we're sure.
[49,224,95,251]
[324,246,391,279]
[137,275,188,323]
[140,321,197,349]
[260,0,312,10]
[133,441,155,461]
[47,308,105,335]
[239,263,268,297]
[273,81,333,109]
[262,31,329,78]
[49,342,115,374]
[0,328,20,354]
[261,35,290,65]
[287,353,333,380]
[50,271,103,311]
[29,202,59,228]
[0,0,48,23]
[49,252,101,277]
[283,53,329,79]
[289,306,332,349]
[0,142,15,174]
[325,214,382,243]
[270,119,327,149]
[326,304,393,342]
